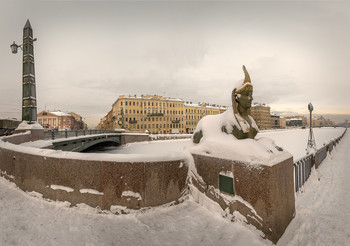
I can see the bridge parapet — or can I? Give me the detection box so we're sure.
[0,132,188,212]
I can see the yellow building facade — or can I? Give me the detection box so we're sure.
[98,95,227,134]
[185,102,227,133]
[100,95,185,134]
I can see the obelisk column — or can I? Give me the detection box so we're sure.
[22,19,37,123]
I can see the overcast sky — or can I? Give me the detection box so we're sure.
[1,0,350,127]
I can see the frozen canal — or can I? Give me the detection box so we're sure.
[93,127,345,160]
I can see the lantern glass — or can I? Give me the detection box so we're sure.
[10,42,18,54]
[308,103,313,112]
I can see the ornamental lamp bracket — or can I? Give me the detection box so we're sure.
[10,38,36,54]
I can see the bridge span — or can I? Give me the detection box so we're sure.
[44,131,150,152]
[52,134,122,152]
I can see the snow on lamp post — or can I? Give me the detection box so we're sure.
[10,19,38,124]
[306,103,317,154]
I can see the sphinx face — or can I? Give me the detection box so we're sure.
[236,90,253,110]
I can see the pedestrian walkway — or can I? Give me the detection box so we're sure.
[278,131,350,245]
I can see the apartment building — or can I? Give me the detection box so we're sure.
[270,114,287,129]
[37,110,86,130]
[98,95,227,134]
[250,103,272,130]
[185,102,227,133]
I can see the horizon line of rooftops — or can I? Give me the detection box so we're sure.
[113,94,272,109]
[114,94,230,109]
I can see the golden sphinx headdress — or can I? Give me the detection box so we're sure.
[234,65,253,94]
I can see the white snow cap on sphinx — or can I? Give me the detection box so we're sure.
[191,108,289,165]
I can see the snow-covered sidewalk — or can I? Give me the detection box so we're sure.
[278,130,350,245]
[0,178,270,246]
[0,129,348,246]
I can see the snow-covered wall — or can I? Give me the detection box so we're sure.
[0,133,188,212]
[191,153,295,244]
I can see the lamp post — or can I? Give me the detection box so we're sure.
[11,19,37,124]
[306,103,317,154]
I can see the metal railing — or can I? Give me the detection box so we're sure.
[293,128,347,192]
[294,154,312,192]
[315,145,327,168]
[44,129,120,140]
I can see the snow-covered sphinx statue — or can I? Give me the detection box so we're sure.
[193,65,259,144]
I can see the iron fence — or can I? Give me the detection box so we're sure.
[44,129,120,140]
[293,128,347,192]
[315,145,328,168]
[293,154,313,192]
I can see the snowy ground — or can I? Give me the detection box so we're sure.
[1,128,348,245]
[94,127,345,160]
[277,129,350,245]
[0,178,270,246]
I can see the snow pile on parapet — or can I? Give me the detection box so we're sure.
[16,121,43,130]
[191,107,291,166]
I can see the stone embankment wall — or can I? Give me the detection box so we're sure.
[120,133,150,145]
[0,132,188,212]
[191,154,295,244]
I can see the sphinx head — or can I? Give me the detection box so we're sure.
[232,65,254,114]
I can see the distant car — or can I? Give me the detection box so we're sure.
[0,128,7,136]
[301,126,306,129]
[5,128,15,135]
[1,128,15,136]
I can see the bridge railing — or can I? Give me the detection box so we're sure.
[44,129,121,140]
[150,134,192,141]
[293,128,347,192]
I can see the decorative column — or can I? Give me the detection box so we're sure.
[22,19,37,123]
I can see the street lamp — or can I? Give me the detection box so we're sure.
[306,103,317,154]
[10,41,21,54]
